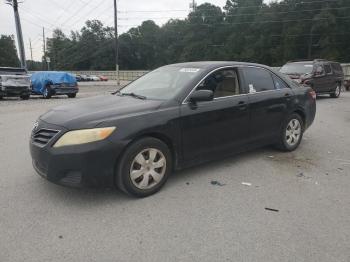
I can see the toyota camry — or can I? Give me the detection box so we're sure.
[30,62,316,197]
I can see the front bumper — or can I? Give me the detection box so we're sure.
[29,121,126,188]
[0,85,30,96]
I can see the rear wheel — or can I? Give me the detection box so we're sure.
[116,137,172,198]
[276,114,304,152]
[43,85,52,99]
[330,83,341,98]
[67,93,76,98]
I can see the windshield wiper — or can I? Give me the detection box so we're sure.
[120,92,147,100]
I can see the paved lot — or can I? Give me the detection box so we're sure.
[1,85,349,262]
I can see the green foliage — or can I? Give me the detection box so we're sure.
[0,35,20,67]
[43,0,350,70]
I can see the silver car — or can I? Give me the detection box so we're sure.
[0,67,31,100]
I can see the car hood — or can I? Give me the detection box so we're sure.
[40,95,164,130]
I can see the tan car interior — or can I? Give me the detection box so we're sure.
[213,70,240,98]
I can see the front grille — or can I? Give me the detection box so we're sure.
[33,129,60,146]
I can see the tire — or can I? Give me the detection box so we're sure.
[43,85,52,99]
[276,114,304,152]
[20,94,30,100]
[67,93,77,98]
[330,83,341,98]
[116,137,172,198]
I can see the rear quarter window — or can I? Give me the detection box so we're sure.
[330,63,344,75]
[272,74,289,90]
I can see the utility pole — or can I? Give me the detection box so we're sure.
[190,0,197,12]
[42,27,46,70]
[308,26,314,59]
[6,0,27,69]
[29,38,33,69]
[114,0,120,86]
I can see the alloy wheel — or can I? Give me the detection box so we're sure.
[286,119,302,146]
[130,148,166,190]
[335,85,341,97]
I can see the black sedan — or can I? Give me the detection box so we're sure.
[30,62,316,197]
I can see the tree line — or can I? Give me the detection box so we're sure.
[1,0,350,70]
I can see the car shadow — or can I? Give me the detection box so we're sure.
[169,147,272,184]
[35,146,278,207]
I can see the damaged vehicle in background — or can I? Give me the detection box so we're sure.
[280,59,344,98]
[0,67,31,100]
[30,71,79,99]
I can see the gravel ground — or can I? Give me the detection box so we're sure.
[0,85,349,262]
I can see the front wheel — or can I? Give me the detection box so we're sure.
[116,137,172,198]
[43,85,52,99]
[276,114,304,152]
[67,93,77,98]
[330,83,341,98]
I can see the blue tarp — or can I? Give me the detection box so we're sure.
[31,71,77,94]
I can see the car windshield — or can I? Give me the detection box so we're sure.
[119,66,202,100]
[280,63,313,75]
[0,68,27,75]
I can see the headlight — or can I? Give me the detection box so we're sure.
[53,127,116,148]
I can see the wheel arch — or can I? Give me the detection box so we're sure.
[116,132,178,172]
[292,109,306,128]
[136,132,177,168]
[113,132,178,192]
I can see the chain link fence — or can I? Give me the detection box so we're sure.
[70,71,149,81]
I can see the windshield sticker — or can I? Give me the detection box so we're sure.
[304,65,313,67]
[180,68,201,73]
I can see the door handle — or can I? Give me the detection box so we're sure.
[284,93,291,100]
[238,101,247,110]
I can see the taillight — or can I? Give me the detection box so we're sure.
[309,90,316,100]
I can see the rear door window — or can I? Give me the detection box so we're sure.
[243,67,275,93]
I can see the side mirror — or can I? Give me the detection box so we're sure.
[189,90,214,103]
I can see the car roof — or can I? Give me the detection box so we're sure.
[286,59,341,64]
[166,61,272,70]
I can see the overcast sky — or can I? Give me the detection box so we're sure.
[0,0,273,61]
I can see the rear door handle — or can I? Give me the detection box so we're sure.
[284,93,291,100]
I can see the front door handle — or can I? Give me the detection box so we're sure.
[238,101,247,110]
